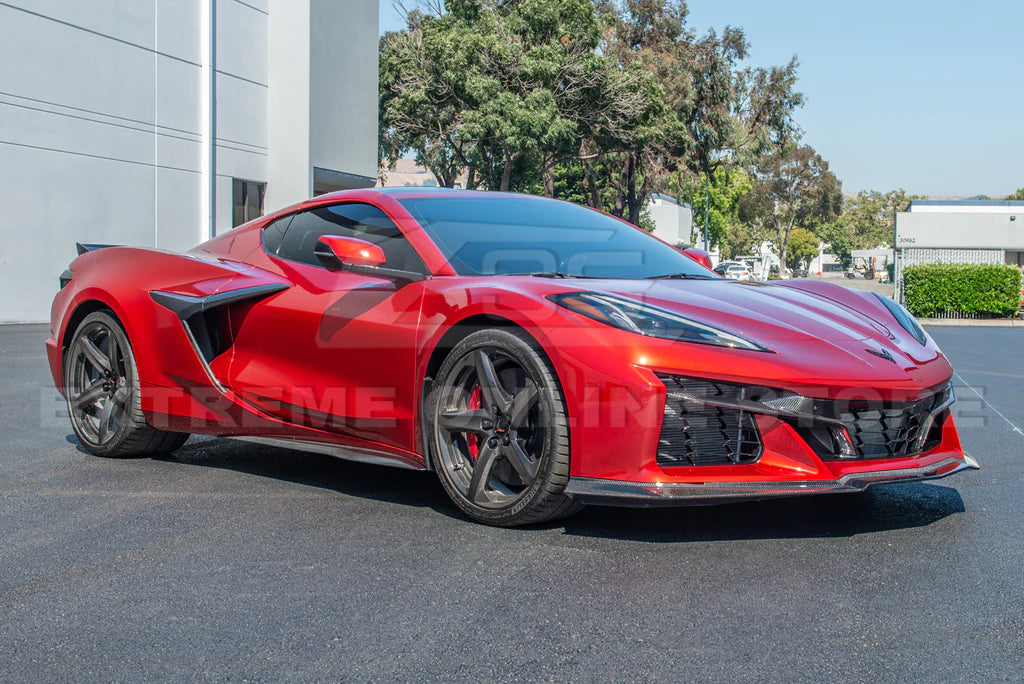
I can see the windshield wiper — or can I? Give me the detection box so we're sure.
[522,272,600,279]
[644,273,717,280]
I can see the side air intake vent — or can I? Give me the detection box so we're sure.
[656,375,763,466]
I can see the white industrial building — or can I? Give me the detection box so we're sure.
[647,194,693,249]
[894,200,1024,302]
[0,0,379,322]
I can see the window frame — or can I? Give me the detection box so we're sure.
[261,201,429,275]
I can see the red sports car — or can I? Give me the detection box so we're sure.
[46,189,977,526]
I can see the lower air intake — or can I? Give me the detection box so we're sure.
[834,386,950,459]
[656,375,763,466]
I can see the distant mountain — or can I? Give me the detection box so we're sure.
[841,189,989,201]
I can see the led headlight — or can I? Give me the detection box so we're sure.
[548,292,772,352]
[874,293,928,346]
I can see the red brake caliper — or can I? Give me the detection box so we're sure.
[467,385,482,459]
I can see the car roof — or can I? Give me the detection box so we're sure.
[321,187,555,202]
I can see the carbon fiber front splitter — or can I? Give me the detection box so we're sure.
[563,454,980,507]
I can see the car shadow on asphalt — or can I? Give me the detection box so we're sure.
[153,435,454,510]
[143,435,967,542]
[559,483,965,542]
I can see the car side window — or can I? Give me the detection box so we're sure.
[261,215,293,255]
[273,203,427,273]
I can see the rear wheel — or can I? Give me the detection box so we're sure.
[429,328,582,526]
[65,310,189,457]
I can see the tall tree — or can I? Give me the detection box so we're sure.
[687,40,803,247]
[378,7,475,187]
[458,0,609,191]
[679,166,751,254]
[596,1,804,227]
[740,145,842,276]
[380,0,808,223]
[1006,187,1024,201]
[591,0,691,224]
[380,0,641,193]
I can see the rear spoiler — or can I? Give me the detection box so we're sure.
[61,243,120,289]
[76,242,119,255]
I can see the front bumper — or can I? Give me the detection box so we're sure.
[564,453,979,507]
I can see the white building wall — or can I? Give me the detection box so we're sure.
[647,196,692,247]
[896,211,1024,250]
[213,0,269,235]
[265,0,312,210]
[309,0,379,183]
[0,0,378,322]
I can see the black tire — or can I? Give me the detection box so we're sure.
[64,310,190,457]
[428,328,583,526]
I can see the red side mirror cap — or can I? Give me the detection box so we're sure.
[314,235,386,270]
[682,248,713,271]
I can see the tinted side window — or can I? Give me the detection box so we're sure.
[275,203,427,273]
[261,215,293,255]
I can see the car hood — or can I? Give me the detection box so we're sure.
[530,276,946,375]
[576,278,892,342]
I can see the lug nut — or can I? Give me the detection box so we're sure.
[487,438,499,448]
[481,419,493,430]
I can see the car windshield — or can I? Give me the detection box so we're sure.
[398,195,711,279]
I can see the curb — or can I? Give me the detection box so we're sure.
[918,318,1023,327]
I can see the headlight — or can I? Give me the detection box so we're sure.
[874,294,927,346]
[548,292,772,352]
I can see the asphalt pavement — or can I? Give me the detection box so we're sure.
[2,323,1022,681]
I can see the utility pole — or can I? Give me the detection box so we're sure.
[703,174,710,252]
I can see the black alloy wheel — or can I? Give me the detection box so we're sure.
[430,328,581,526]
[65,310,189,457]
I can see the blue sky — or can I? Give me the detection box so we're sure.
[378,1,1022,197]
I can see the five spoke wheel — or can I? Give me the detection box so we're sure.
[436,348,543,506]
[64,310,189,457]
[430,328,580,526]
[67,318,130,446]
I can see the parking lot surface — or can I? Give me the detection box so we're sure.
[1,323,1022,681]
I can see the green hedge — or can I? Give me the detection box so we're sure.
[903,263,1022,318]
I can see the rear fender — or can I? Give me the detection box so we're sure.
[54,247,286,395]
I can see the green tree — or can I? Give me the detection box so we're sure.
[378,10,475,187]
[380,0,619,192]
[1006,187,1024,201]
[591,0,805,226]
[380,0,808,226]
[686,43,803,246]
[786,227,818,269]
[740,145,842,277]
[840,189,916,247]
[816,188,918,266]
[592,0,696,224]
[815,219,856,268]
[679,167,751,256]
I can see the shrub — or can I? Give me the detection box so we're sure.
[902,263,1022,318]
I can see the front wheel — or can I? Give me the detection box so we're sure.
[429,328,582,526]
[64,310,189,457]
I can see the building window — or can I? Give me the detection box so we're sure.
[233,179,266,227]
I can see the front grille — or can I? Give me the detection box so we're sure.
[657,376,763,466]
[656,375,951,466]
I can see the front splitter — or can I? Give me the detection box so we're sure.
[563,454,980,507]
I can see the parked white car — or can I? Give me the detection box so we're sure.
[713,261,752,280]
